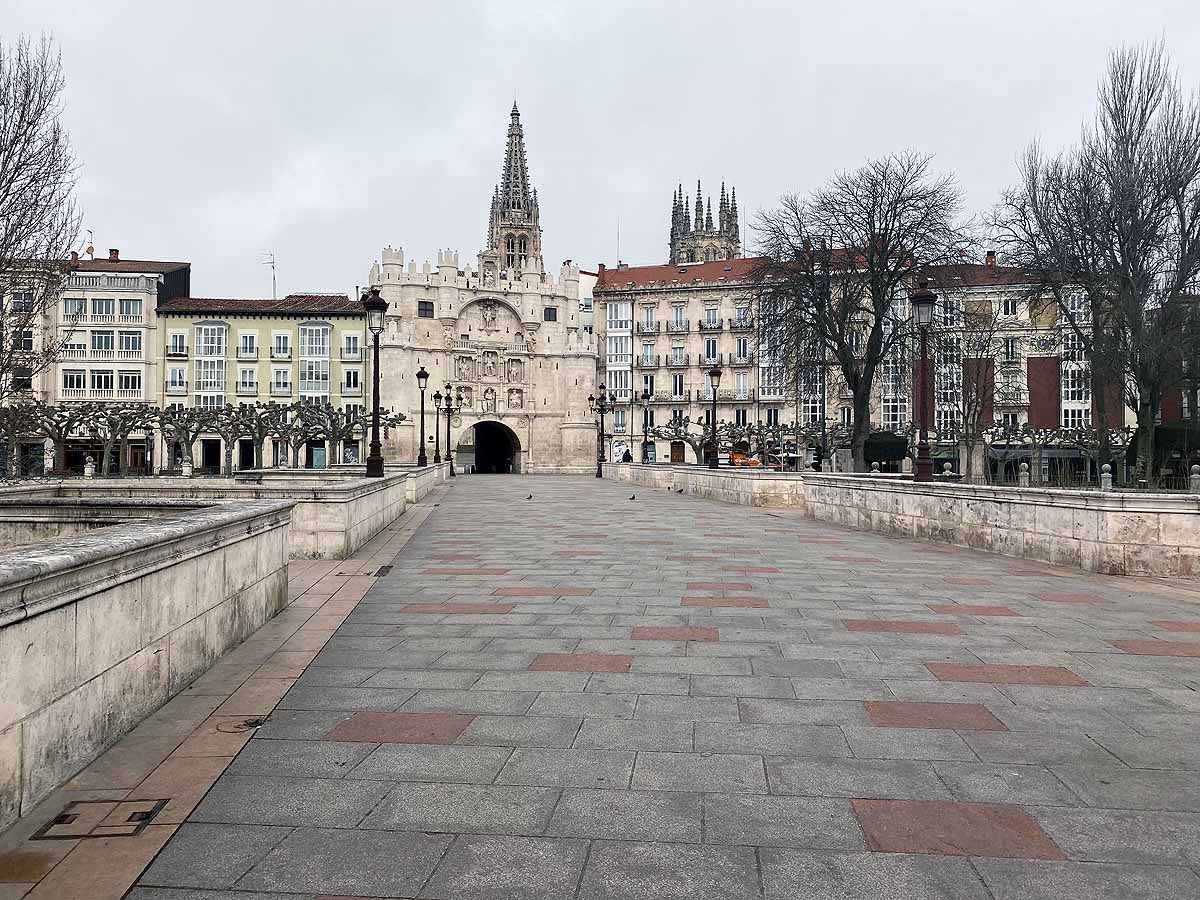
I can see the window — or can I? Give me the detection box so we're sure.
[63,370,85,391]
[169,332,187,355]
[704,369,719,400]
[417,300,435,318]
[91,330,114,351]
[735,337,749,360]
[119,298,142,318]
[272,333,291,357]
[299,325,330,357]
[641,307,656,326]
[195,358,225,391]
[704,338,718,362]
[272,368,291,391]
[640,342,654,365]
[92,298,115,317]
[91,370,114,391]
[505,236,516,268]
[605,335,632,366]
[671,345,686,365]
[940,295,960,328]
[118,331,141,353]
[62,336,84,353]
[1063,407,1091,428]
[734,306,751,326]
[1001,297,1019,317]
[766,408,779,426]
[11,292,34,313]
[671,305,685,325]
[735,408,747,426]
[1062,365,1090,403]
[63,297,84,318]
[670,407,684,422]
[118,371,141,392]
[642,374,655,395]
[1001,412,1020,430]
[1062,331,1085,363]
[672,373,685,398]
[344,368,360,391]
[11,367,31,391]
[735,371,749,399]
[800,367,825,423]
[840,407,852,427]
[543,307,558,322]
[300,359,330,393]
[14,329,33,352]
[606,368,631,399]
[238,367,257,389]
[197,393,224,409]
[1003,337,1019,362]
[613,409,626,432]
[167,367,186,388]
[196,325,226,357]
[344,333,360,358]
[881,359,907,430]
[238,333,257,358]
[705,307,719,326]
[606,301,631,331]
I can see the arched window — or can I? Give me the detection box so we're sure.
[517,236,527,267]
[505,236,516,268]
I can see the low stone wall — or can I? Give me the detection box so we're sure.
[0,499,292,829]
[0,498,209,549]
[603,463,1200,576]
[399,462,449,503]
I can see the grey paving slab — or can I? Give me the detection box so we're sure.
[236,827,450,895]
[226,738,377,779]
[359,668,483,689]
[760,848,993,900]
[631,751,768,793]
[766,756,954,799]
[527,691,638,719]
[1031,806,1200,865]
[573,718,694,751]
[547,788,702,842]
[400,688,538,714]
[694,722,852,757]
[361,781,561,834]
[962,731,1121,766]
[346,743,512,783]
[128,891,314,900]
[704,793,866,849]
[190,775,391,826]
[974,858,1200,900]
[841,725,978,761]
[274,684,415,711]
[1050,763,1200,811]
[634,694,740,722]
[495,747,635,788]
[457,714,582,747]
[140,823,293,889]
[932,761,1083,805]
[578,841,761,900]
[420,834,589,900]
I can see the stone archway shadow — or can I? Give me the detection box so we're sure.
[459,420,522,474]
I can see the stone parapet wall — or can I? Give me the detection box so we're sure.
[604,464,1200,576]
[0,499,293,830]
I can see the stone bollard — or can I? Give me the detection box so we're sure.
[869,462,880,476]
[83,455,95,479]
[181,460,193,478]
[942,462,953,477]
[1100,463,1113,492]
[1191,464,1200,494]
[1018,462,1030,488]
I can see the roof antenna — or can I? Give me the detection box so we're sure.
[261,251,277,301]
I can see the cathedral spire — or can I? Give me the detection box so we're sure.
[705,197,713,231]
[483,103,543,275]
[498,103,532,214]
[694,181,703,233]
[728,187,739,237]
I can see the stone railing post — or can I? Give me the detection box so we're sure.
[1100,463,1113,492]
[869,462,880,476]
[1191,464,1200,494]
[181,460,193,478]
[1018,462,1030,488]
[83,455,95,479]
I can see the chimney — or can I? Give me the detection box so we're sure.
[985,250,996,267]
[69,251,78,265]
[108,248,120,261]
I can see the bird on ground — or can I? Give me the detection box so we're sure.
[525,494,533,500]
[629,494,636,500]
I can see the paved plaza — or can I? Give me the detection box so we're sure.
[11,475,1200,899]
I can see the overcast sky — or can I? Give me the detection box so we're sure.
[7,0,1200,297]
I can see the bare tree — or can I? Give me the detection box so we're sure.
[27,400,90,474]
[90,402,155,476]
[754,151,973,470]
[156,405,211,469]
[994,42,1200,486]
[0,35,81,403]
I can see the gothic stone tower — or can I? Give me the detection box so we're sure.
[668,180,741,264]
[479,104,543,284]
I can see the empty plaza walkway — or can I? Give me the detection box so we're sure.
[122,474,1200,899]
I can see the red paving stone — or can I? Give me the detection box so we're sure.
[944,577,993,586]
[681,596,770,609]
[529,652,634,672]
[927,604,1022,617]
[686,581,754,592]
[843,620,964,635]
[1034,592,1105,604]
[400,603,516,614]
[631,626,719,642]
[927,662,1090,686]
[721,566,781,574]
[1109,639,1200,658]
[323,712,475,743]
[491,586,594,597]
[864,701,1008,731]
[828,555,882,563]
[851,799,1066,859]
[1151,620,1200,633]
[422,567,511,575]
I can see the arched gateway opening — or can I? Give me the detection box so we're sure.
[462,421,521,474]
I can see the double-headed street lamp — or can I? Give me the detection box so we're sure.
[911,279,938,482]
[444,383,460,477]
[416,366,429,466]
[707,364,722,469]
[363,288,388,478]
[640,388,651,462]
[432,391,442,464]
[587,387,614,478]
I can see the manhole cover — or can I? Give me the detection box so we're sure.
[32,799,168,840]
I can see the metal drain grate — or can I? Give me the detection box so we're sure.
[375,565,393,577]
[32,799,169,840]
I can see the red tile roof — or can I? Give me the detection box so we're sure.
[595,257,763,291]
[157,293,362,315]
[72,259,190,274]
[928,264,1036,288]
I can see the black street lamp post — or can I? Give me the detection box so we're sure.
[911,279,938,482]
[640,389,651,462]
[588,387,613,478]
[363,288,389,477]
[707,365,722,469]
[444,382,457,478]
[432,391,442,464]
[416,366,429,466]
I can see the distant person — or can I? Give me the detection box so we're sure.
[622,448,633,463]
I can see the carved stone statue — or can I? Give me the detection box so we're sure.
[456,356,475,380]
[459,386,473,408]
[443,325,455,348]
[483,387,497,412]
[482,351,498,377]
[480,301,499,332]
[507,388,524,409]
[506,358,524,382]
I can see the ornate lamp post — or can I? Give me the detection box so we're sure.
[363,288,388,477]
[640,389,651,462]
[911,279,938,482]
[415,366,429,466]
[707,364,722,469]
[432,391,442,464]
[587,387,613,478]
[444,382,457,478]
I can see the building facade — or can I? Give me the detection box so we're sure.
[155,294,366,471]
[367,104,597,474]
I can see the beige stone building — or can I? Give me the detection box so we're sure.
[367,105,597,474]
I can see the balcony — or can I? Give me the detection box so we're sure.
[701,353,724,366]
[760,385,786,400]
[117,349,142,360]
[995,388,1029,407]
[61,388,85,399]
[731,353,756,366]
[165,381,188,395]
[634,354,660,368]
[272,348,292,360]
[62,348,86,359]
[271,384,293,397]
[666,320,690,334]
[167,346,189,358]
[729,316,755,332]
[654,390,690,403]
[341,384,363,397]
[237,348,259,360]
[118,314,143,324]
[635,322,660,335]
[299,380,330,394]
[666,354,690,368]
[116,388,143,400]
[698,318,724,332]
[91,313,116,324]
[90,348,116,359]
[342,347,362,361]
[236,382,260,396]
[91,388,115,399]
